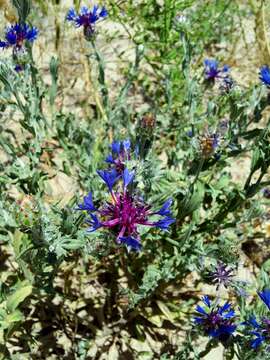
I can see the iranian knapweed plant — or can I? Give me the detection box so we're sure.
[2,0,270,358]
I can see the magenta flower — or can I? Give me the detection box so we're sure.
[77,168,174,251]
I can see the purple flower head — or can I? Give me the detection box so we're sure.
[77,166,174,252]
[204,59,229,81]
[0,23,38,50]
[244,289,270,349]
[194,296,237,342]
[66,5,107,39]
[105,139,133,175]
[259,65,270,87]
[208,262,234,289]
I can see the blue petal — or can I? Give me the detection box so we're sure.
[258,289,270,310]
[193,316,204,324]
[218,301,231,314]
[77,192,96,212]
[123,139,131,152]
[0,41,8,48]
[223,309,235,319]
[92,5,98,16]
[111,141,121,154]
[202,296,211,308]
[207,329,220,338]
[204,59,218,70]
[105,154,114,164]
[219,324,237,335]
[195,305,207,315]
[155,199,173,216]
[259,66,270,86]
[97,169,118,191]
[251,333,265,349]
[86,213,102,232]
[80,6,89,15]
[123,168,135,188]
[99,6,108,18]
[5,30,16,45]
[26,27,39,42]
[248,316,260,328]
[154,216,175,230]
[119,236,142,251]
[66,8,77,21]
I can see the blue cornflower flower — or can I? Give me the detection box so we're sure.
[259,66,270,87]
[0,23,38,49]
[244,289,270,349]
[194,296,237,342]
[204,59,229,81]
[66,5,107,39]
[77,163,174,252]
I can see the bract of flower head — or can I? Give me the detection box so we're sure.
[199,132,220,158]
[204,59,229,81]
[259,66,270,88]
[194,296,237,342]
[66,5,107,40]
[244,289,270,349]
[0,23,38,49]
[77,168,175,251]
